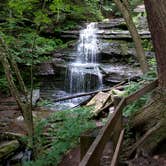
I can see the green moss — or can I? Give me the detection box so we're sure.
[0,140,20,160]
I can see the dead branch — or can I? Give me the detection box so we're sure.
[53,81,126,102]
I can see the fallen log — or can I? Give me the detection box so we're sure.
[53,88,112,102]
[53,81,126,103]
[86,92,111,115]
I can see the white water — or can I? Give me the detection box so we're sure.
[67,23,103,94]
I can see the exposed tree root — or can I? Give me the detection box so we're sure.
[128,121,161,157]
[127,89,166,158]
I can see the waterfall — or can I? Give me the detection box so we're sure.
[66,23,103,94]
[76,22,99,63]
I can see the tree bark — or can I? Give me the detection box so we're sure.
[127,0,166,156]
[113,0,149,74]
[122,0,130,11]
[0,46,34,148]
[130,93,166,155]
[144,0,166,88]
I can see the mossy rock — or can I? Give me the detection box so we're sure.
[0,140,20,161]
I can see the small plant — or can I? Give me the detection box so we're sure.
[124,81,141,96]
[37,99,53,107]
[123,93,150,117]
[142,39,154,51]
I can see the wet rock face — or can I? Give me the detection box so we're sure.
[37,51,70,77]
[60,18,127,40]
[99,41,155,62]
[52,58,66,69]
[37,62,55,76]
[38,16,152,78]
[61,29,151,40]
[97,18,126,29]
[136,16,149,30]
[65,72,101,93]
[101,64,142,85]
[96,30,151,40]
[100,41,134,60]
[60,18,151,40]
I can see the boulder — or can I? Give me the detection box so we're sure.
[0,140,20,161]
[21,89,40,106]
[31,89,40,106]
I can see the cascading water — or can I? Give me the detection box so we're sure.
[66,22,103,94]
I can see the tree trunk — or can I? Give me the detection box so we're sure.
[127,0,166,157]
[129,92,166,155]
[144,0,166,88]
[0,44,34,148]
[113,0,149,74]
[122,0,130,11]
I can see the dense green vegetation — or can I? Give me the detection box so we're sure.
[24,106,95,166]
[0,0,104,92]
[102,0,144,17]
[123,81,151,117]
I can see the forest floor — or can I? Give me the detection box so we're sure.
[0,95,166,166]
[0,96,26,134]
[59,143,166,166]
[58,141,113,166]
[0,95,50,134]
